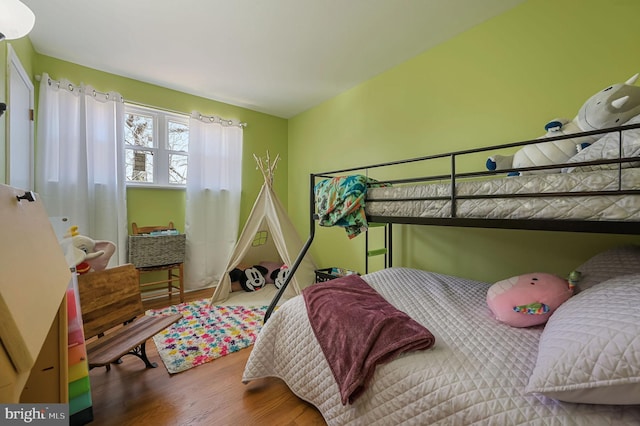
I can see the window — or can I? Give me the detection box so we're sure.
[124,104,189,186]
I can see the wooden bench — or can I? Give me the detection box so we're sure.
[77,264,182,371]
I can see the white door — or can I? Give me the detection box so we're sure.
[6,44,34,191]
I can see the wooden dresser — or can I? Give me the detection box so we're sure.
[0,183,71,403]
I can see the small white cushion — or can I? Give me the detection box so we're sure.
[563,114,640,173]
[525,274,640,404]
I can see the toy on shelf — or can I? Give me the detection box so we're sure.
[62,226,116,274]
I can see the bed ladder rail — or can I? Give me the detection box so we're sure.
[264,232,315,322]
[365,223,392,274]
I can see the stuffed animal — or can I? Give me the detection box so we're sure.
[258,261,282,284]
[486,273,574,328]
[487,73,640,175]
[229,265,268,292]
[229,262,291,292]
[271,265,290,289]
[62,226,116,273]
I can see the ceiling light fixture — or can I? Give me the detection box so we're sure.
[0,0,35,41]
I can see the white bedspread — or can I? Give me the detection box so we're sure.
[243,268,640,425]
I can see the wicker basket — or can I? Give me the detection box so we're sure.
[314,267,359,283]
[128,234,186,268]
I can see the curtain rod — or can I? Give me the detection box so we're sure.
[36,74,248,128]
[128,100,247,128]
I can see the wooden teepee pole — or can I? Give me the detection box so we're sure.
[254,151,280,187]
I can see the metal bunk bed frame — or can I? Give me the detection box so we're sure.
[264,123,640,321]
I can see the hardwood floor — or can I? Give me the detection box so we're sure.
[87,289,326,426]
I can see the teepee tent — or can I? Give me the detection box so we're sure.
[210,153,316,304]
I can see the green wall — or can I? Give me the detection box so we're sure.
[288,0,640,283]
[28,55,288,234]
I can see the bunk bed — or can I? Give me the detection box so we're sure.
[243,123,640,425]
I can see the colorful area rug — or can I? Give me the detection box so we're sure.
[146,300,266,374]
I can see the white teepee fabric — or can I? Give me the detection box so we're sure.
[210,155,316,304]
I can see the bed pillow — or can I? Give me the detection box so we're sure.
[562,114,640,173]
[572,245,640,292]
[525,274,640,404]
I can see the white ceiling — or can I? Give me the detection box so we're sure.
[22,0,525,118]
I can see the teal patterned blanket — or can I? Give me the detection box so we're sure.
[315,175,385,239]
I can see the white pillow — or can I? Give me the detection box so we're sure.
[562,115,640,173]
[526,274,640,404]
[573,245,640,292]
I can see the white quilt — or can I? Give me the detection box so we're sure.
[365,169,640,221]
[243,268,640,425]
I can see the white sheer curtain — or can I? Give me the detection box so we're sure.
[185,113,243,290]
[35,73,128,266]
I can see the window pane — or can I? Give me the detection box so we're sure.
[169,153,188,184]
[168,120,189,152]
[126,149,154,182]
[124,104,190,187]
[125,113,154,148]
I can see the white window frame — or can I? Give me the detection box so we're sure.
[124,104,189,188]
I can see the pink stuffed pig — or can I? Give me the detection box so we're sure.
[486,273,573,328]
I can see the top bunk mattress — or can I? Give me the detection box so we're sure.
[365,168,640,221]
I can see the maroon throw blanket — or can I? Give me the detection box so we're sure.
[302,274,435,405]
